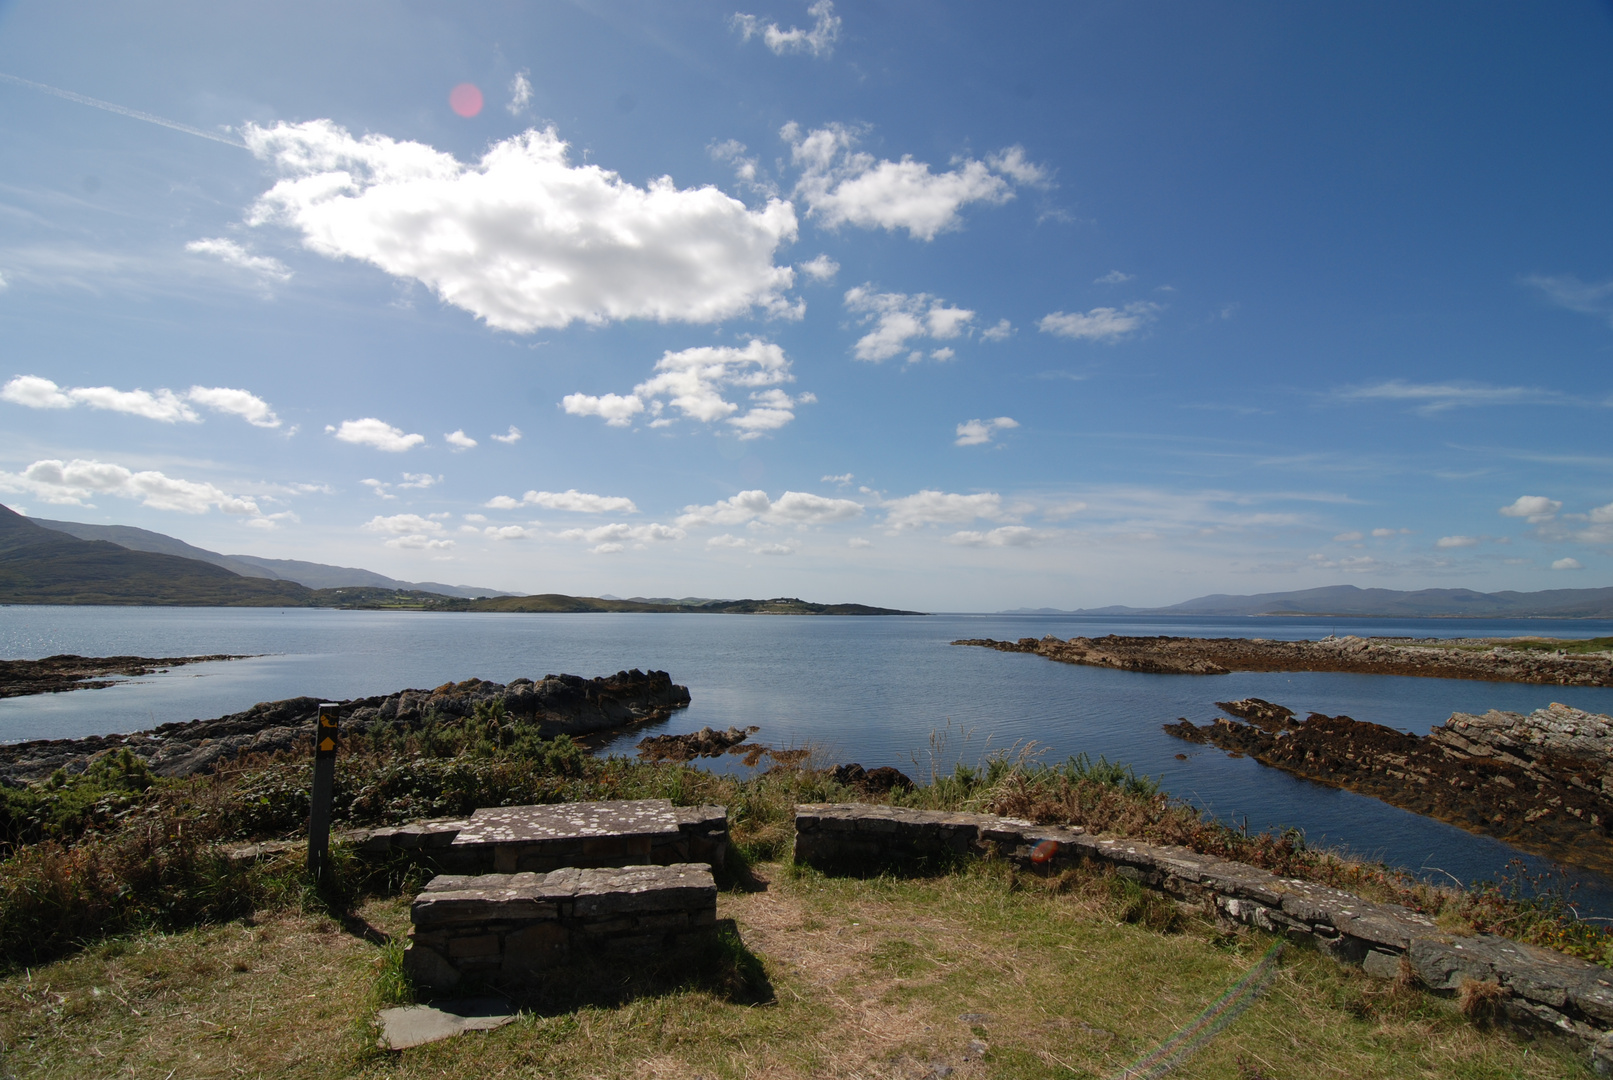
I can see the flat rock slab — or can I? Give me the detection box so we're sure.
[452,799,680,846]
[376,998,515,1050]
[413,864,717,928]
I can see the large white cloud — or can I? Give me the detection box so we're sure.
[733,0,841,56]
[676,489,862,528]
[563,339,812,438]
[0,458,261,515]
[243,121,800,332]
[783,123,1042,241]
[843,285,975,362]
[1,376,281,428]
[328,418,425,452]
[882,489,1003,530]
[1038,302,1159,342]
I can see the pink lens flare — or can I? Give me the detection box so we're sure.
[1030,839,1059,864]
[449,83,484,118]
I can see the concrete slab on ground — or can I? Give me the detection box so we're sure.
[376,998,515,1050]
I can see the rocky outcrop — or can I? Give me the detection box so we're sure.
[954,634,1613,686]
[1166,703,1613,875]
[0,653,246,698]
[637,725,758,762]
[0,669,690,784]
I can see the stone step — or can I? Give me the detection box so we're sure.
[403,863,718,990]
[353,798,728,874]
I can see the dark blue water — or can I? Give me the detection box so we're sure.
[4,606,1613,909]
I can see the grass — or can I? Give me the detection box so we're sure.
[1384,637,1613,656]
[0,860,1590,1078]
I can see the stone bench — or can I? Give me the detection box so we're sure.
[795,803,1613,1072]
[403,863,718,990]
[352,798,728,874]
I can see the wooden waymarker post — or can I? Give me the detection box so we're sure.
[307,703,341,881]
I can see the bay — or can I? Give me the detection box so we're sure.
[4,605,1613,910]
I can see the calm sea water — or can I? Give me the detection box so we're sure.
[5,606,1613,909]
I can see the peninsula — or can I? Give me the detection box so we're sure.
[954,633,1613,686]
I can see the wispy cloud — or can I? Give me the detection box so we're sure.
[1333,379,1581,414]
[733,0,842,57]
[1038,302,1159,342]
[485,489,639,514]
[184,237,291,282]
[1522,273,1613,327]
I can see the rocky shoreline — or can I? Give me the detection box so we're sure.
[954,633,1613,686]
[0,653,247,699]
[1167,700,1613,875]
[0,669,690,785]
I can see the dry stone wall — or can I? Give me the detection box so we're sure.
[795,803,1613,1073]
[403,864,718,991]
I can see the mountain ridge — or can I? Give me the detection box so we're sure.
[1001,584,1613,618]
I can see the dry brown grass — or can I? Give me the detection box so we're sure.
[0,860,1589,1080]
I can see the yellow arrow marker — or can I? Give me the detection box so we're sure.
[321,715,337,728]
[319,737,336,752]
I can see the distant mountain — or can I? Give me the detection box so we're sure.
[31,517,510,599]
[1000,584,1613,619]
[0,504,316,606]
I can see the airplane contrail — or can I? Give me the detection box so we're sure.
[0,72,248,149]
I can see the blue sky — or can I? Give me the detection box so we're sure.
[1,1,1610,609]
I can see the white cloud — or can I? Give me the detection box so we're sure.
[843,285,975,362]
[1591,502,1613,524]
[978,318,1014,342]
[0,458,261,515]
[955,416,1018,447]
[398,473,440,490]
[782,123,1042,241]
[799,254,839,282]
[483,495,520,510]
[1436,535,1479,549]
[328,418,425,452]
[184,386,281,427]
[756,542,796,555]
[1371,527,1398,538]
[564,339,808,438]
[677,489,862,528]
[463,513,487,522]
[562,392,645,427]
[385,534,454,550]
[1333,531,1364,542]
[361,478,396,499]
[507,72,533,116]
[882,489,1003,530]
[243,510,298,530]
[484,525,533,541]
[445,429,478,450]
[519,489,639,514]
[707,533,750,548]
[929,347,955,362]
[4,377,285,429]
[1552,557,1584,570]
[1334,380,1577,414]
[947,526,1039,547]
[1307,553,1379,573]
[985,147,1052,188]
[822,472,854,485]
[557,521,686,553]
[363,513,443,535]
[491,425,522,444]
[1499,495,1562,523]
[733,0,841,57]
[1522,274,1613,327]
[184,237,292,282]
[847,536,872,549]
[243,120,799,332]
[1038,302,1159,342]
[1093,270,1134,285]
